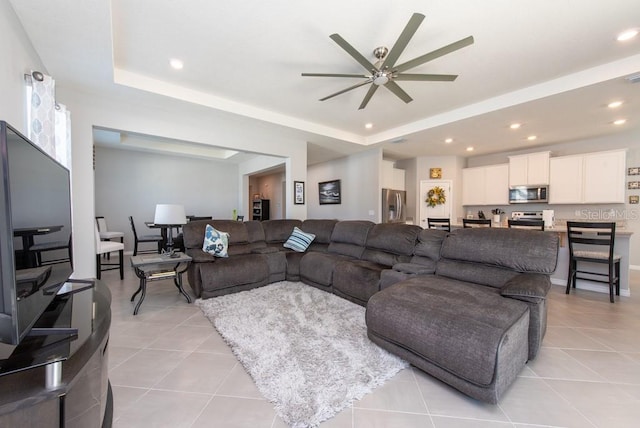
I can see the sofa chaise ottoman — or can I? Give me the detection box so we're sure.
[366,227,559,403]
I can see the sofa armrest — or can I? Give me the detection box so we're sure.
[500,273,551,303]
[251,247,280,254]
[185,249,217,263]
[392,262,435,275]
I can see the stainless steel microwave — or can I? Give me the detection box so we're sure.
[509,185,548,204]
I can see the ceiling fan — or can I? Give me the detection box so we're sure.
[302,13,474,110]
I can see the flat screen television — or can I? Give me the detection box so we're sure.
[0,121,73,345]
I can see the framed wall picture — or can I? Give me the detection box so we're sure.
[318,179,341,205]
[629,167,640,176]
[429,167,442,179]
[628,181,639,189]
[294,181,305,205]
[630,195,639,204]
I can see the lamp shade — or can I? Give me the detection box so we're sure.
[154,204,187,225]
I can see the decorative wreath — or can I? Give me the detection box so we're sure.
[426,186,446,208]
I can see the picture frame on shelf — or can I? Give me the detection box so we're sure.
[294,181,305,205]
[318,179,341,205]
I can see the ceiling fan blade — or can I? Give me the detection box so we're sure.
[329,33,378,72]
[358,85,379,110]
[384,81,413,104]
[302,73,369,78]
[381,13,425,69]
[393,36,474,73]
[394,73,458,81]
[319,80,372,101]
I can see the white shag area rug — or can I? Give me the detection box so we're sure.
[196,281,408,428]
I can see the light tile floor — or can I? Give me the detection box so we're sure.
[105,256,640,427]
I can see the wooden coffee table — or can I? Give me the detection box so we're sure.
[129,252,192,315]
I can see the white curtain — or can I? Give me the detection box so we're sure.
[26,71,72,169]
[54,103,72,169]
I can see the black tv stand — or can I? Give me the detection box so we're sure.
[0,279,112,427]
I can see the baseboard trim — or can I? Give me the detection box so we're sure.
[551,277,631,297]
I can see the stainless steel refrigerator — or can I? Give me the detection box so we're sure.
[382,189,406,223]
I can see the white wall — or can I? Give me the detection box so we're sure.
[307,148,381,221]
[94,146,240,252]
[397,155,464,225]
[0,2,45,130]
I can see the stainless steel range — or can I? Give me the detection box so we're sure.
[511,211,543,221]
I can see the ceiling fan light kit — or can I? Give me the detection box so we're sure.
[302,12,474,110]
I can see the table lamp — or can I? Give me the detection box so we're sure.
[154,204,186,257]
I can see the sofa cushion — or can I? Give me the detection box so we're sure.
[299,251,352,287]
[440,228,559,273]
[361,223,421,267]
[300,219,338,244]
[366,276,529,387]
[414,229,448,260]
[332,260,385,305]
[328,220,374,258]
[500,273,552,303]
[262,219,303,244]
[198,255,269,295]
[392,262,436,275]
[283,227,316,252]
[436,259,520,289]
[203,224,229,257]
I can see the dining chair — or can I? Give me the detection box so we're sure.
[566,221,620,303]
[29,234,73,268]
[427,218,450,232]
[507,219,545,231]
[95,224,124,280]
[96,216,124,259]
[129,216,163,256]
[462,219,492,228]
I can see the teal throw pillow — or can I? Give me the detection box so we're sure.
[283,227,316,252]
[203,224,229,257]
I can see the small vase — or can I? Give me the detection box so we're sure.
[493,215,501,225]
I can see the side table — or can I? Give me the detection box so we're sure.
[130,252,193,315]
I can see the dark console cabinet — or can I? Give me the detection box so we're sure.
[252,199,270,221]
[0,280,112,427]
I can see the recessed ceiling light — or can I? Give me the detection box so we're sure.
[527,135,537,141]
[169,58,184,70]
[510,123,521,130]
[466,146,474,152]
[445,138,453,143]
[608,101,623,108]
[613,119,627,125]
[617,29,638,42]
[365,123,373,129]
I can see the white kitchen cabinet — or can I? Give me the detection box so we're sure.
[549,155,583,204]
[583,150,626,203]
[549,149,625,204]
[381,160,405,190]
[462,167,486,205]
[462,164,508,205]
[484,164,509,205]
[508,151,550,186]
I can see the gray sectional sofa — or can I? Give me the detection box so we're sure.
[182,219,559,403]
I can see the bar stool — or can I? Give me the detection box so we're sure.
[566,221,620,303]
[508,219,545,231]
[462,219,492,228]
[427,218,450,231]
